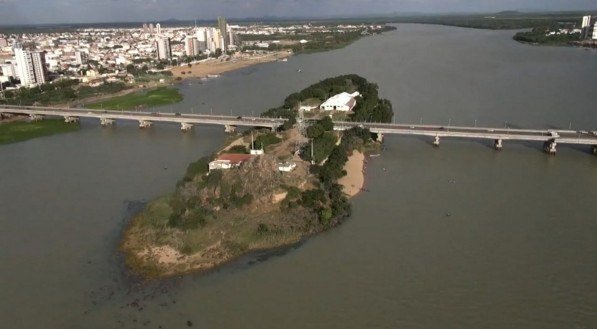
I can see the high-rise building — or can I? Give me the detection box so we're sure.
[0,37,7,47]
[208,28,222,53]
[581,16,593,39]
[142,23,148,33]
[593,22,597,40]
[156,37,172,61]
[156,23,162,35]
[185,36,200,57]
[75,51,88,65]
[196,27,207,51]
[14,46,47,87]
[217,16,229,50]
[149,23,154,34]
[581,15,591,28]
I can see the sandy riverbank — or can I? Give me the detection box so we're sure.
[170,51,292,79]
[338,150,365,198]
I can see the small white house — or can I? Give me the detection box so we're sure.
[320,91,360,112]
[299,105,318,112]
[278,162,297,172]
[209,154,253,172]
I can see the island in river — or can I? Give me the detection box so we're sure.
[120,75,393,279]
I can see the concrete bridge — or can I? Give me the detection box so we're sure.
[334,121,597,155]
[0,105,286,132]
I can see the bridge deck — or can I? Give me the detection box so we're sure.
[334,121,597,146]
[0,105,285,128]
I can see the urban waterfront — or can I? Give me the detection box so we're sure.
[1,24,596,329]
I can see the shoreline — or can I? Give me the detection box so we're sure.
[170,51,292,80]
[338,150,366,198]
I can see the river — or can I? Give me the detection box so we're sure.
[1,24,595,329]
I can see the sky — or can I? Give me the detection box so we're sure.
[0,0,595,25]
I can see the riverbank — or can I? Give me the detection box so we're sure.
[338,151,365,198]
[170,51,292,80]
[85,87,183,110]
[0,118,79,145]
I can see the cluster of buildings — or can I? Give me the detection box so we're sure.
[0,16,238,88]
[157,16,238,61]
[208,153,296,173]
[548,15,597,39]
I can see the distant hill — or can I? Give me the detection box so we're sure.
[495,10,523,16]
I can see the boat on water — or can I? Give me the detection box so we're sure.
[297,69,302,73]
[279,58,288,62]
[207,74,220,78]
[370,154,381,157]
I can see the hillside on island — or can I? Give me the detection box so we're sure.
[121,75,393,279]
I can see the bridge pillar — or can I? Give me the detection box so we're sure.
[494,139,503,151]
[433,135,440,147]
[543,140,557,155]
[63,116,79,123]
[376,133,384,143]
[139,120,152,129]
[180,122,193,132]
[100,118,115,126]
[224,125,236,133]
[29,114,43,121]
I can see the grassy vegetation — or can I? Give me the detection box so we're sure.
[389,11,597,30]
[262,74,393,128]
[86,87,183,110]
[0,119,79,145]
[242,25,396,54]
[0,80,130,106]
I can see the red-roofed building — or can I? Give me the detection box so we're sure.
[209,154,254,171]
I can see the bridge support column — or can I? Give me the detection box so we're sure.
[543,140,557,155]
[180,122,193,132]
[100,118,115,126]
[591,145,597,156]
[29,114,43,121]
[494,139,503,151]
[139,120,152,129]
[224,125,236,133]
[63,116,79,123]
[376,133,384,143]
[433,135,440,147]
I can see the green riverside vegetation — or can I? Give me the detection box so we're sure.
[0,119,79,145]
[86,87,183,110]
[513,27,581,45]
[121,74,391,279]
[0,80,130,106]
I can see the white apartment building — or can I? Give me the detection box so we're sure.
[14,47,47,87]
[155,37,171,60]
[184,36,200,57]
[581,15,591,28]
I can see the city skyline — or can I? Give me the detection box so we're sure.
[0,0,597,25]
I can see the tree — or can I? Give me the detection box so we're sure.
[320,116,334,131]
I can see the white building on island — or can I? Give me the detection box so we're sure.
[278,162,297,172]
[320,91,360,112]
[208,154,254,172]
